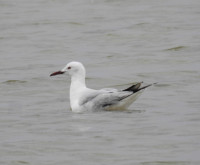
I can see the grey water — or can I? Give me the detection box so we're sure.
[1,0,200,164]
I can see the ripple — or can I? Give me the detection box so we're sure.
[15,160,29,164]
[164,46,186,51]
[154,83,171,87]
[141,161,190,165]
[2,80,27,84]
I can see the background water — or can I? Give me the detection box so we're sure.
[1,0,200,164]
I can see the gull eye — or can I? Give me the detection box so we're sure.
[67,66,71,70]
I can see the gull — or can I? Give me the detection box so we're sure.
[50,61,153,113]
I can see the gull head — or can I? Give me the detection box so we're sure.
[50,61,86,77]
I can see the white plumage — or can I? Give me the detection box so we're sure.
[50,61,152,113]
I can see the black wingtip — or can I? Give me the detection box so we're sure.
[123,82,157,93]
[123,82,143,92]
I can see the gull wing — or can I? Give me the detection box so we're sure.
[94,91,133,108]
[79,83,154,110]
[79,89,133,109]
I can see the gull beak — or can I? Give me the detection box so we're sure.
[50,71,65,76]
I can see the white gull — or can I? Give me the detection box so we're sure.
[50,61,153,113]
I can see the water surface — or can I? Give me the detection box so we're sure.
[0,0,200,164]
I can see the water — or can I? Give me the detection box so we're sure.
[1,0,200,164]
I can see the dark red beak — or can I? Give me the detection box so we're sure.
[50,71,65,76]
